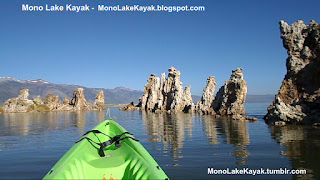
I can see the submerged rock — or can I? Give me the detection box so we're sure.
[120,102,140,111]
[264,20,320,125]
[212,67,247,116]
[195,76,216,115]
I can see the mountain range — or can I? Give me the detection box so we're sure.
[0,77,274,104]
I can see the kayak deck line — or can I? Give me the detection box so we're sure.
[43,119,169,180]
[75,128,140,157]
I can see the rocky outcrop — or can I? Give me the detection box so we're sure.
[181,86,194,113]
[43,94,61,111]
[129,66,254,119]
[1,87,107,113]
[120,102,140,111]
[140,73,160,112]
[92,90,105,111]
[195,76,216,115]
[264,20,320,125]
[2,89,35,113]
[62,97,69,105]
[139,67,193,113]
[58,96,73,111]
[70,88,92,111]
[212,68,248,117]
[33,95,43,105]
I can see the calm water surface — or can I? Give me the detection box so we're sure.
[0,103,319,179]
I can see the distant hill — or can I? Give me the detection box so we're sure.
[0,77,274,104]
[0,77,142,104]
[246,94,274,103]
[191,94,274,103]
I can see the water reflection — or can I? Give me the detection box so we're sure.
[215,117,250,165]
[201,115,218,144]
[143,112,251,165]
[0,111,105,137]
[270,125,320,180]
[142,112,192,158]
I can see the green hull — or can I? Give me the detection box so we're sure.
[43,119,168,179]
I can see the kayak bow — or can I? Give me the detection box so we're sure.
[43,119,169,180]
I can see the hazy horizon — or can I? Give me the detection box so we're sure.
[0,76,277,97]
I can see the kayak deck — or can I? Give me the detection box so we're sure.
[43,119,168,179]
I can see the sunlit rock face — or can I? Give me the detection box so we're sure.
[2,88,106,112]
[195,76,216,115]
[139,67,193,113]
[43,94,61,111]
[2,89,34,113]
[69,88,92,111]
[212,67,247,116]
[264,20,320,125]
[92,90,105,111]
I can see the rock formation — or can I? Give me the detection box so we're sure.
[69,88,92,111]
[181,86,194,113]
[58,96,73,111]
[43,94,61,111]
[120,102,140,111]
[2,89,35,113]
[1,87,107,113]
[140,73,160,112]
[212,68,247,117]
[139,67,193,113]
[130,66,254,119]
[62,97,69,105]
[195,76,216,115]
[264,20,320,125]
[92,90,105,111]
[33,95,43,105]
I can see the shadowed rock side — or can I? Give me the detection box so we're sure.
[1,88,105,113]
[195,76,216,115]
[138,67,193,113]
[264,20,320,125]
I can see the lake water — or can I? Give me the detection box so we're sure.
[0,103,319,179]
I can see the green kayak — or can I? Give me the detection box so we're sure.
[43,119,169,180]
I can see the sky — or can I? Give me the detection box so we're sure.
[1,0,319,96]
